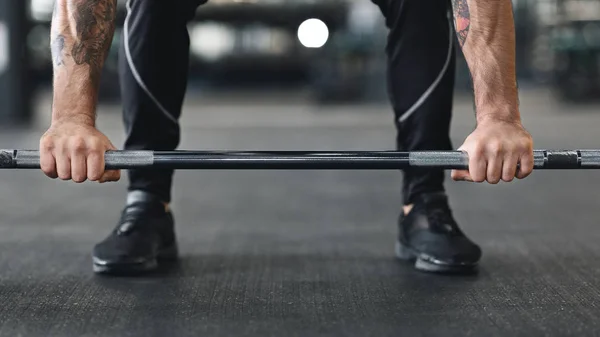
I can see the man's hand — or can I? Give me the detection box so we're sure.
[44,0,118,183]
[451,117,534,183]
[449,0,534,183]
[40,121,120,183]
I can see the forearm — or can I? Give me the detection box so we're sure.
[50,0,117,125]
[452,0,519,123]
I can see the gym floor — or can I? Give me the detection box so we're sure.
[1,88,600,336]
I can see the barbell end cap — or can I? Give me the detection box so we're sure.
[0,150,15,168]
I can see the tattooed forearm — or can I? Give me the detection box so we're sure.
[70,0,116,85]
[50,0,117,85]
[451,0,470,47]
[450,0,520,122]
[50,0,118,123]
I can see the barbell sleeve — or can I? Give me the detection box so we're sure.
[1,149,600,170]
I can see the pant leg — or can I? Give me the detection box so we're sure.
[371,0,456,205]
[119,0,207,203]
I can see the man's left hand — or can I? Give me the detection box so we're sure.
[451,118,534,184]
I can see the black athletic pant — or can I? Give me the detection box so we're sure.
[120,0,455,204]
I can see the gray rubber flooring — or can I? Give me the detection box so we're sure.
[1,88,600,336]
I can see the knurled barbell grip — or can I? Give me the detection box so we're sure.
[578,150,600,168]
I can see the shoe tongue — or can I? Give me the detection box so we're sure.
[418,192,448,206]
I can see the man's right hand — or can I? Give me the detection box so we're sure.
[39,121,120,183]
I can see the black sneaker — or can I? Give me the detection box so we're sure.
[395,192,481,274]
[92,190,178,275]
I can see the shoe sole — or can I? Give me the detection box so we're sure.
[93,245,179,276]
[395,241,478,274]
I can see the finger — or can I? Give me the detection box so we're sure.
[39,146,58,179]
[55,149,72,180]
[98,141,120,183]
[107,142,118,151]
[502,155,519,182]
[516,152,534,179]
[71,151,87,183]
[87,150,104,182]
[70,137,89,183]
[452,148,473,181]
[469,151,487,183]
[486,156,503,184]
[451,169,473,182]
[87,151,104,182]
[98,169,121,183]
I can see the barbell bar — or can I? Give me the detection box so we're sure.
[0,149,599,170]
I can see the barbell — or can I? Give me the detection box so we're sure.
[1,149,600,170]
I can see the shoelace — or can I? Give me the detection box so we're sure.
[114,203,162,236]
[425,202,461,235]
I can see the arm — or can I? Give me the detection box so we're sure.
[449,0,534,183]
[40,0,120,183]
[451,0,519,123]
[50,0,117,125]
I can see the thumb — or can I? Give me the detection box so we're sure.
[451,169,473,182]
[99,140,120,183]
[106,141,118,151]
[451,145,472,181]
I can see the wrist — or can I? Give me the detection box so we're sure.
[51,113,96,127]
[476,103,521,126]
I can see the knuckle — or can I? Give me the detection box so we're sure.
[502,168,515,181]
[70,137,87,152]
[488,141,503,154]
[516,173,529,180]
[58,173,71,181]
[42,168,57,178]
[89,166,105,179]
[40,164,55,174]
[519,163,533,173]
[89,148,104,158]
[88,173,101,181]
[470,144,485,156]
[88,137,103,150]
[40,137,55,152]
[471,173,485,183]
[488,172,501,183]
[521,139,533,150]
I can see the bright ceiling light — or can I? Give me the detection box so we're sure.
[297,19,329,48]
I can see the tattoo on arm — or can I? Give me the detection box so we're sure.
[50,0,117,85]
[50,1,64,67]
[451,0,470,47]
[71,0,116,85]
[51,35,66,67]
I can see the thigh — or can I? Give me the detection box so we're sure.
[370,0,450,31]
[124,0,204,23]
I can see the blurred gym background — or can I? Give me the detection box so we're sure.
[1,0,600,125]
